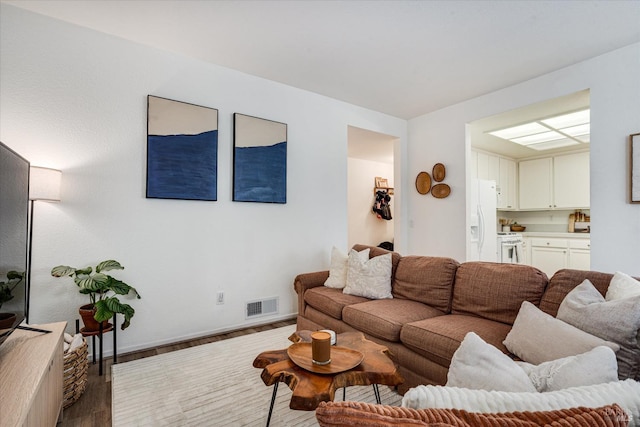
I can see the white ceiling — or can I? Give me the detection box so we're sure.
[4,0,640,121]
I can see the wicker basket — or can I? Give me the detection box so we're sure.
[63,337,88,409]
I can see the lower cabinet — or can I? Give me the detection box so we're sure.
[529,237,590,277]
[568,239,591,270]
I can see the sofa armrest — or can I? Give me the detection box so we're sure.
[294,271,329,315]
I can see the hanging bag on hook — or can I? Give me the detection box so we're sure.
[372,190,392,220]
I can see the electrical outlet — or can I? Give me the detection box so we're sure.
[216,291,224,305]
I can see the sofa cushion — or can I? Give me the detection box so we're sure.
[304,286,368,320]
[557,279,640,380]
[316,401,631,427]
[344,251,393,299]
[606,271,640,301]
[392,256,459,313]
[400,314,512,367]
[539,269,613,316]
[516,346,619,392]
[324,246,369,289]
[446,332,536,392]
[402,381,638,424]
[352,244,402,279]
[343,299,444,342]
[451,262,547,325]
[503,301,620,365]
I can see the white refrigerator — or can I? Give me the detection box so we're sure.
[469,179,497,261]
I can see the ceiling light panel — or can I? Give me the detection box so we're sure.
[559,123,590,137]
[489,122,549,140]
[540,109,590,128]
[527,138,579,151]
[512,131,565,145]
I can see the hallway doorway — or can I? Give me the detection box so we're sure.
[347,126,397,249]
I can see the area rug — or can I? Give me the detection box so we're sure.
[112,325,402,426]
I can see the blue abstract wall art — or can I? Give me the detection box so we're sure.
[233,113,287,203]
[146,95,218,201]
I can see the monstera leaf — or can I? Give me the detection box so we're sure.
[51,260,140,330]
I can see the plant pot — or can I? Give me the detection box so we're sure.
[78,304,109,332]
[0,312,17,329]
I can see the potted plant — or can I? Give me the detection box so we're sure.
[0,271,24,329]
[51,260,140,331]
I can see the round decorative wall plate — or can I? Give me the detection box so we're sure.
[432,163,446,182]
[415,172,432,195]
[431,183,451,199]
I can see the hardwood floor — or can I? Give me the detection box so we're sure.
[60,318,296,427]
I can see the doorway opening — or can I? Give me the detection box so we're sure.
[347,126,397,249]
[467,89,591,275]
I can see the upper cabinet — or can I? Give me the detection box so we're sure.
[519,157,552,209]
[519,152,590,210]
[472,150,517,210]
[498,158,517,210]
[553,152,590,208]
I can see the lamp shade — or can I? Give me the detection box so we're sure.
[29,166,62,201]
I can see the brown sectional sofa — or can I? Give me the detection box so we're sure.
[294,244,617,394]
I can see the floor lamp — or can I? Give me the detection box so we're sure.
[27,166,62,323]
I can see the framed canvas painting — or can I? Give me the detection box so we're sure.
[233,113,287,203]
[146,95,218,201]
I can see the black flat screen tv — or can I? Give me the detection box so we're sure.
[0,141,30,347]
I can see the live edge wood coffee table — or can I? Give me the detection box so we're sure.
[253,330,403,426]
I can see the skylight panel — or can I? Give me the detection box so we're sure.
[527,138,579,151]
[489,122,548,140]
[512,131,565,146]
[559,123,590,137]
[541,109,590,128]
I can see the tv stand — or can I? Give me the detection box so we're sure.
[17,324,52,334]
[0,322,66,426]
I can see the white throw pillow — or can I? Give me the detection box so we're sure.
[324,247,369,289]
[516,346,618,392]
[606,271,640,301]
[446,332,536,392]
[503,301,619,365]
[557,279,640,380]
[343,250,392,299]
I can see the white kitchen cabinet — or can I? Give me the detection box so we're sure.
[476,152,499,182]
[519,158,553,209]
[498,157,517,209]
[530,237,569,277]
[553,152,590,208]
[518,152,590,210]
[528,236,590,276]
[568,239,591,270]
[472,150,517,210]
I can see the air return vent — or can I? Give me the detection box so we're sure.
[246,297,279,319]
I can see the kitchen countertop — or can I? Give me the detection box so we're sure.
[521,232,590,239]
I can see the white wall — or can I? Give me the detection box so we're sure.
[407,43,640,275]
[348,158,394,248]
[0,5,407,354]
